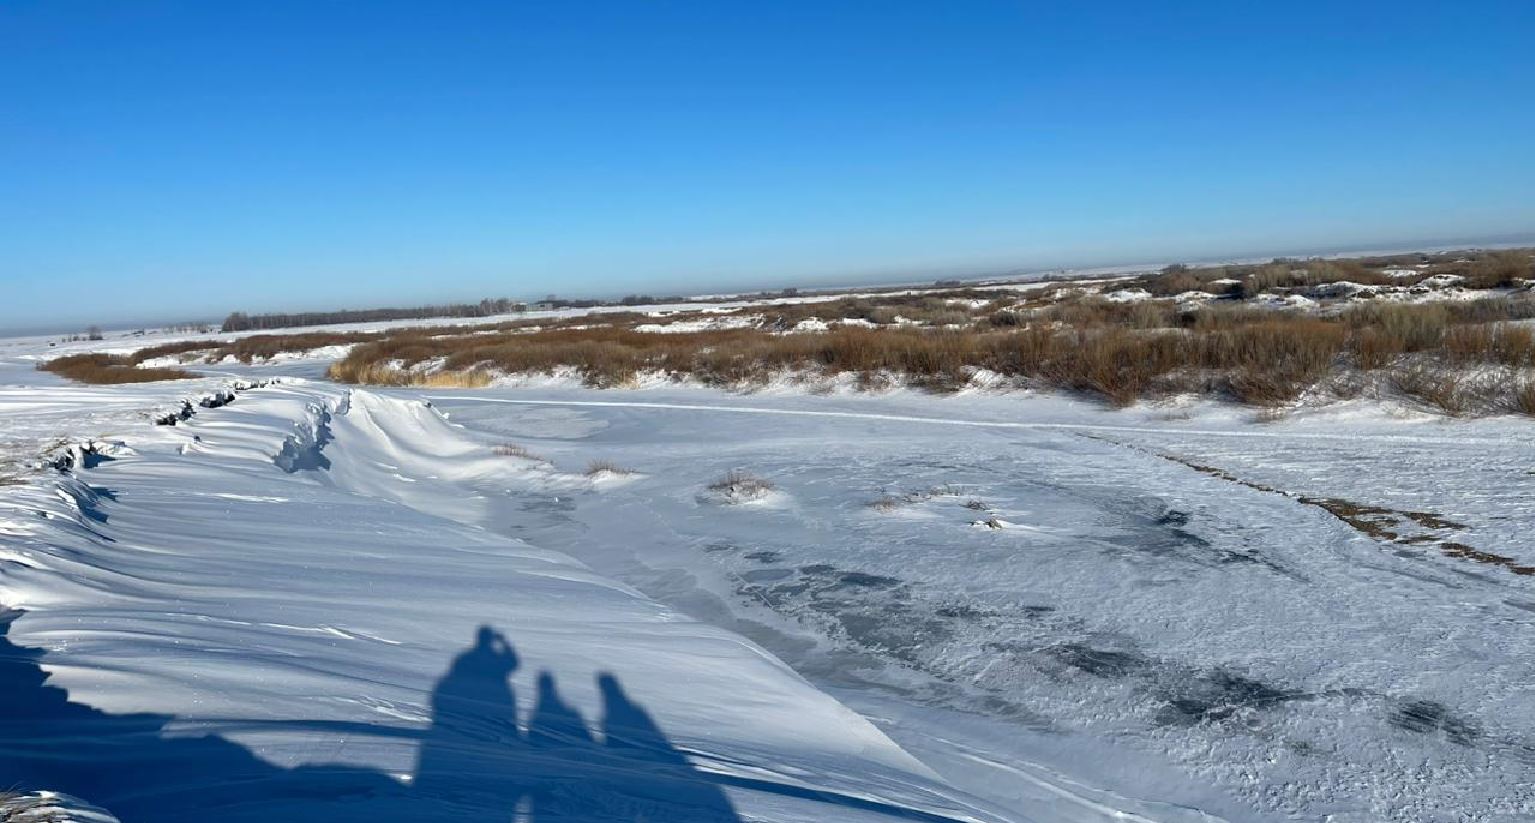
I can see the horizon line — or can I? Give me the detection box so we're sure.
[5,230,1532,338]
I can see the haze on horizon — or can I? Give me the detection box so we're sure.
[2,0,1533,329]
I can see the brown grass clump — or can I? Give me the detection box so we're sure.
[1463,250,1535,289]
[1206,321,1345,405]
[415,370,493,388]
[39,353,200,384]
[1442,324,1535,367]
[707,469,775,500]
[1351,327,1405,371]
[585,459,635,476]
[128,339,220,362]
[1343,303,1448,352]
[1443,295,1535,324]
[1041,296,1182,329]
[324,361,491,388]
[491,443,545,461]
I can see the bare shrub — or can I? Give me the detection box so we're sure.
[1391,364,1470,416]
[1512,380,1535,417]
[987,309,1027,328]
[1139,270,1205,296]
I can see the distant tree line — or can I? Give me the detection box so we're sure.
[221,298,527,332]
[59,325,105,342]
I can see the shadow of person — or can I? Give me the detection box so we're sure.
[2,613,747,823]
[523,671,601,820]
[412,625,526,815]
[592,671,740,822]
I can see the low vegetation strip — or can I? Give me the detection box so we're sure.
[42,248,1535,403]
[327,295,1535,414]
[39,333,387,384]
[39,353,200,384]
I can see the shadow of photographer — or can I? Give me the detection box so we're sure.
[0,614,739,822]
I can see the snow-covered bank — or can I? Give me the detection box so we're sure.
[0,381,1006,822]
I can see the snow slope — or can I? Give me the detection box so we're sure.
[0,380,1009,822]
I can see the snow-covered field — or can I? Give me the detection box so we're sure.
[4,335,1535,822]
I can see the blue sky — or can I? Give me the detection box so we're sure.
[2,1,1533,328]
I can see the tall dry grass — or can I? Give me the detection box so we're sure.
[39,353,199,384]
[327,317,1362,407]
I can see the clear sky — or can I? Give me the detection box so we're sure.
[3,1,1533,328]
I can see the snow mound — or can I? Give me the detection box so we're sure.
[1103,289,1153,302]
[636,315,761,333]
[1419,273,1465,288]
[1252,293,1316,309]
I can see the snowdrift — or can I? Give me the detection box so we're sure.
[0,382,1006,822]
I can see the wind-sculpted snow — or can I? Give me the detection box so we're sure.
[0,382,1003,822]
